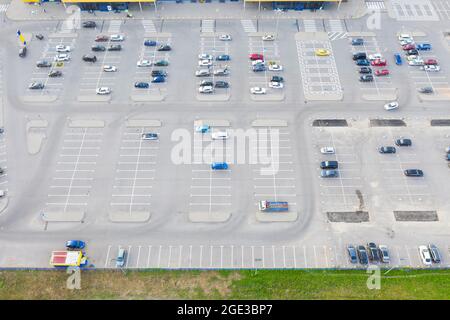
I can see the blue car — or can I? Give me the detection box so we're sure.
[351,38,364,46]
[66,240,86,250]
[134,82,149,88]
[144,40,157,46]
[216,55,230,61]
[394,53,402,65]
[253,65,266,72]
[356,59,370,66]
[211,162,228,170]
[152,76,165,83]
[195,125,210,133]
[417,43,431,51]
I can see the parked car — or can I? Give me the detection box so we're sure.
[19,47,27,58]
[144,40,157,46]
[108,44,122,51]
[428,244,441,263]
[378,245,390,263]
[211,162,228,170]
[424,59,438,65]
[347,245,358,263]
[35,33,44,40]
[394,53,402,65]
[371,59,387,66]
[28,82,44,90]
[137,60,152,67]
[198,53,213,60]
[91,45,106,52]
[211,131,229,140]
[195,69,211,77]
[142,133,158,140]
[320,170,339,178]
[359,74,374,82]
[253,64,266,72]
[219,34,232,41]
[151,70,167,77]
[216,55,230,61]
[195,125,210,133]
[96,87,111,95]
[214,68,229,76]
[214,81,229,88]
[250,87,266,94]
[375,69,389,76]
[356,59,370,66]
[418,87,433,94]
[268,64,283,71]
[66,240,86,250]
[56,45,71,53]
[419,245,432,266]
[422,65,441,72]
[36,60,51,68]
[352,52,367,60]
[379,146,396,154]
[103,65,117,72]
[368,53,383,61]
[249,53,264,61]
[351,38,364,46]
[320,147,335,154]
[110,34,124,42]
[384,101,399,111]
[199,80,213,87]
[409,58,424,66]
[198,59,213,67]
[157,44,171,51]
[48,70,62,77]
[262,34,275,41]
[54,53,70,62]
[134,82,149,89]
[367,242,380,262]
[404,169,424,177]
[315,49,330,56]
[152,76,165,83]
[406,49,419,56]
[395,138,412,146]
[359,67,372,74]
[417,43,431,51]
[95,35,109,42]
[271,76,284,83]
[320,161,338,169]
[82,55,96,62]
[402,43,415,51]
[82,21,96,28]
[269,81,283,89]
[357,245,369,264]
[199,85,214,93]
[116,248,127,268]
[154,60,169,66]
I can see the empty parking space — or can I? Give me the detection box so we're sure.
[296,37,342,100]
[391,0,439,21]
[110,127,159,215]
[44,126,103,215]
[433,0,450,20]
[312,128,364,213]
[241,19,257,33]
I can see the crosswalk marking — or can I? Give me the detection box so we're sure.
[366,1,386,10]
[241,19,256,33]
[142,20,156,33]
[328,32,348,41]
[201,19,215,33]
[0,4,8,13]
[107,20,122,34]
[303,19,317,32]
[327,19,347,41]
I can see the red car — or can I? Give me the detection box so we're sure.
[424,59,438,65]
[371,59,387,66]
[375,69,390,76]
[402,44,416,51]
[95,35,109,42]
[249,53,264,61]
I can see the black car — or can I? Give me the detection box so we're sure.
[91,45,106,52]
[406,49,419,56]
[360,74,374,82]
[367,243,380,262]
[19,47,27,58]
[108,44,122,51]
[320,161,338,169]
[36,60,52,68]
[214,81,229,88]
[357,245,368,264]
[82,21,96,28]
[404,169,424,177]
[82,55,97,62]
[352,52,367,60]
[359,67,372,74]
[151,70,167,77]
[428,244,441,263]
[347,245,358,264]
[395,138,412,146]
[271,76,284,83]
[418,87,433,94]
[200,81,213,87]
[29,82,44,90]
[48,70,62,78]
[35,34,44,40]
[157,44,171,51]
[379,146,396,154]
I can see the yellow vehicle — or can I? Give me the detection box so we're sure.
[315,49,331,56]
[55,62,64,68]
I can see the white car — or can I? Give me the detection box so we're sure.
[269,81,283,89]
[250,87,266,94]
[96,87,111,95]
[368,53,383,61]
[320,147,335,154]
[400,39,414,46]
[422,65,441,72]
[198,59,213,67]
[195,69,211,77]
[198,53,213,60]
[408,58,424,66]
[199,85,213,93]
[219,34,232,41]
[268,64,283,71]
[103,65,117,72]
[54,54,70,62]
[406,55,419,61]
[211,131,229,140]
[137,60,152,67]
[262,34,275,41]
[214,68,229,76]
[419,245,432,266]
[110,34,124,41]
[56,45,71,52]
[384,101,399,111]
[398,33,413,41]
[252,59,265,66]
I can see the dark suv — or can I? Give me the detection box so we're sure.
[352,52,367,60]
[82,55,97,62]
[395,138,412,146]
[91,45,106,52]
[320,161,338,169]
[19,47,27,58]
[357,246,368,264]
[367,243,380,262]
[379,146,396,154]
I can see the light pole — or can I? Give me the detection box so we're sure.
[275,8,283,36]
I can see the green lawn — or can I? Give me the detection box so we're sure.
[0,269,449,299]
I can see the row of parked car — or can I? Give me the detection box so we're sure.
[248,53,284,95]
[196,53,231,94]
